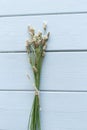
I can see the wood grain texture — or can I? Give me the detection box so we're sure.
[0,0,87,15]
[0,14,87,51]
[0,52,87,91]
[0,91,87,130]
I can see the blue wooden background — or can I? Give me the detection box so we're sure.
[0,0,87,130]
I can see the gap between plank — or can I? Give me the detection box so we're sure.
[0,50,87,53]
[0,89,87,93]
[0,11,87,18]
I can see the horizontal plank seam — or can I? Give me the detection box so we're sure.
[0,11,87,18]
[0,89,87,93]
[1,50,87,53]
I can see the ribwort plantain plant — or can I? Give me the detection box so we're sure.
[26,22,50,130]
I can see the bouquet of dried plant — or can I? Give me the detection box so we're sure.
[26,22,50,130]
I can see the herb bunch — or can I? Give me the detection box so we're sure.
[26,22,50,130]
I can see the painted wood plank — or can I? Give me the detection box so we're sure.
[0,0,87,15]
[0,52,87,91]
[0,14,87,51]
[0,91,87,130]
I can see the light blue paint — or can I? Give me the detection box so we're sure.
[0,0,87,15]
[0,52,87,91]
[0,14,87,51]
[0,0,87,130]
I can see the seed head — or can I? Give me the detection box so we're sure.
[42,51,45,57]
[43,35,48,41]
[43,21,47,30]
[43,45,47,50]
[28,25,35,35]
[37,30,42,37]
[26,40,29,47]
[32,66,38,73]
[47,32,50,38]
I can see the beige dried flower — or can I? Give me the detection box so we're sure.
[42,51,45,57]
[43,45,47,50]
[28,25,35,35]
[38,40,42,45]
[37,30,42,37]
[32,66,38,73]
[32,37,37,42]
[43,35,48,41]
[43,21,47,30]
[41,39,45,45]
[25,40,29,47]
[35,42,39,47]
[47,32,50,38]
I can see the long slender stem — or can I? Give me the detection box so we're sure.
[29,95,41,130]
[26,23,50,130]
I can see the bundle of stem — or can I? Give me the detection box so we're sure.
[26,22,50,130]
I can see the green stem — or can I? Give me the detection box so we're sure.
[29,95,41,130]
[29,52,43,130]
[34,56,43,89]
